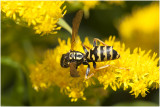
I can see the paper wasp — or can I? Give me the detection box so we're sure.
[60,10,121,79]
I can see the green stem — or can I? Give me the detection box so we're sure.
[58,18,72,35]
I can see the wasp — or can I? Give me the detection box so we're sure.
[60,10,121,79]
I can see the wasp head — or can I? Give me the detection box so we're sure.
[60,53,70,68]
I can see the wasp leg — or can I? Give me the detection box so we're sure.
[83,61,91,79]
[82,44,91,49]
[82,44,89,53]
[93,38,108,47]
[86,65,129,79]
[85,64,90,79]
[112,65,130,71]
[84,62,97,80]
[95,65,129,71]
[93,61,96,69]
[94,64,110,71]
[86,73,95,79]
[87,65,110,79]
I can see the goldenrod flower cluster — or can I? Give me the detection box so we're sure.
[81,1,99,11]
[107,1,125,5]
[68,1,99,18]
[82,1,99,18]
[68,1,124,18]
[29,36,159,101]
[118,3,159,52]
[1,1,66,35]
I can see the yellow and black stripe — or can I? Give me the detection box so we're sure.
[87,46,120,62]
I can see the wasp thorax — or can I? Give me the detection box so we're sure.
[60,53,70,68]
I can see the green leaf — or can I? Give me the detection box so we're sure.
[58,18,72,35]
[1,57,28,106]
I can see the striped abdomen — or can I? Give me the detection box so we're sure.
[87,46,120,62]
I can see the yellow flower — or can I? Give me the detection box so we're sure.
[1,1,66,35]
[68,1,124,18]
[117,3,159,53]
[68,1,99,18]
[81,1,99,10]
[82,1,99,18]
[29,36,159,101]
[107,1,125,6]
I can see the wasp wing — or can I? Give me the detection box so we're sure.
[71,10,83,50]
[69,62,80,77]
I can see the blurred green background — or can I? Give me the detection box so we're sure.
[1,1,159,106]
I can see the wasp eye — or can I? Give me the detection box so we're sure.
[60,54,69,68]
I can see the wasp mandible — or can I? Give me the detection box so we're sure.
[60,10,121,79]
